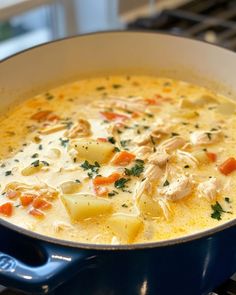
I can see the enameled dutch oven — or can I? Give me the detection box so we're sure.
[1,31,236,295]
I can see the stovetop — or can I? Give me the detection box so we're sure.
[128,0,236,51]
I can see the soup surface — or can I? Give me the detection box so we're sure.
[0,75,236,244]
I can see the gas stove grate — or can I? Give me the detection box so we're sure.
[128,0,236,51]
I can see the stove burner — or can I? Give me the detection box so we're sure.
[128,0,236,51]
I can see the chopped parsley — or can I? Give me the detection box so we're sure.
[125,159,144,177]
[211,201,227,220]
[145,113,154,118]
[75,179,81,183]
[121,203,128,208]
[81,160,100,178]
[38,144,43,150]
[45,92,54,100]
[107,137,116,144]
[120,140,131,148]
[184,165,190,168]
[31,160,49,167]
[31,153,39,158]
[114,178,130,190]
[59,138,69,147]
[114,147,120,152]
[163,180,170,186]
[225,197,230,203]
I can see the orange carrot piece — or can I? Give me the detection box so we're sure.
[29,208,44,218]
[112,151,135,166]
[6,190,20,199]
[206,152,217,162]
[32,197,52,210]
[97,137,108,142]
[20,194,35,207]
[100,111,128,121]
[93,172,121,186]
[30,110,59,122]
[0,202,13,217]
[219,157,236,175]
[145,98,157,105]
[94,186,108,197]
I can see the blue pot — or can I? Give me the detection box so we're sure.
[1,31,236,295]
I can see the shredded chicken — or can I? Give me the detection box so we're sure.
[65,119,91,138]
[40,124,66,135]
[197,177,220,201]
[133,133,151,146]
[158,136,186,153]
[159,176,193,201]
[190,130,222,145]
[132,146,153,160]
[53,221,73,233]
[158,198,171,220]
[175,150,199,167]
[149,151,169,167]
[135,164,163,200]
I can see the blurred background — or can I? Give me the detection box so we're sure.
[0,0,236,60]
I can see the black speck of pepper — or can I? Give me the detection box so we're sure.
[5,170,12,176]
[38,144,43,150]
[163,180,169,186]
[184,165,190,168]
[112,84,122,89]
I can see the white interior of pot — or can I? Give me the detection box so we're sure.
[0,31,236,113]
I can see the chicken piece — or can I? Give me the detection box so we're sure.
[132,146,153,160]
[197,177,220,202]
[158,198,171,220]
[135,164,163,200]
[190,130,222,146]
[175,150,199,167]
[159,176,193,201]
[53,221,73,233]
[65,119,91,138]
[149,151,169,167]
[134,133,151,146]
[158,137,186,153]
[41,124,66,135]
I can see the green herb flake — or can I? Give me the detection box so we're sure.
[75,179,81,183]
[114,147,120,152]
[163,180,170,186]
[171,132,179,137]
[59,138,69,147]
[125,160,144,177]
[184,165,190,168]
[81,160,100,178]
[114,178,130,190]
[108,190,118,197]
[211,201,225,220]
[107,137,116,144]
[31,153,39,159]
[206,132,212,140]
[38,144,43,150]
[121,203,128,208]
[225,197,230,203]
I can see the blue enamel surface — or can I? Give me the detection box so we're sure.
[0,223,236,294]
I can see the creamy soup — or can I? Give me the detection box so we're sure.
[0,75,236,244]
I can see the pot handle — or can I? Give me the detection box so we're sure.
[0,241,94,294]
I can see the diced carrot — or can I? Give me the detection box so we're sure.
[30,111,59,122]
[29,208,44,218]
[112,151,135,166]
[6,190,20,199]
[0,202,13,217]
[32,197,52,210]
[93,172,121,186]
[219,157,236,175]
[101,111,129,121]
[94,186,108,196]
[145,98,157,105]
[97,137,108,142]
[163,88,171,93]
[20,194,35,207]
[206,152,217,162]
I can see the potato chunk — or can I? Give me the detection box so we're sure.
[61,193,113,221]
[138,194,163,217]
[107,213,143,243]
[70,139,114,163]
